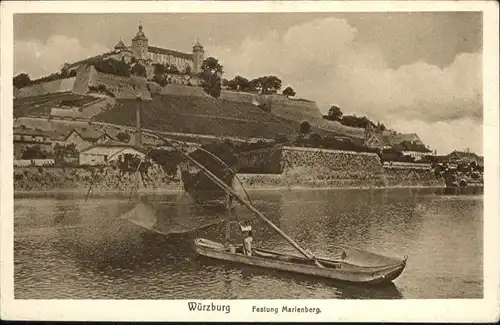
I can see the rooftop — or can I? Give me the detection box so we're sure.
[13,127,53,137]
[95,138,131,147]
[447,150,482,160]
[13,127,64,140]
[67,127,107,141]
[147,46,193,60]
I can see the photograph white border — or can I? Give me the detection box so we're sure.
[1,1,499,322]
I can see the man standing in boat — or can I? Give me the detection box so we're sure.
[241,223,253,256]
[226,193,253,256]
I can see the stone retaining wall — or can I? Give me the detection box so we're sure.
[13,165,182,192]
[13,146,444,192]
[237,146,444,188]
[383,166,443,187]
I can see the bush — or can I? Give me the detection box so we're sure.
[153,74,168,87]
[14,73,31,89]
[116,131,131,143]
[147,149,184,176]
[130,63,147,77]
[88,84,115,97]
[20,146,49,160]
[341,115,376,129]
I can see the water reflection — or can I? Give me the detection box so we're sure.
[14,188,482,299]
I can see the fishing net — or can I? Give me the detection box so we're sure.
[118,201,225,235]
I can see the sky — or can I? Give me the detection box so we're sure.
[14,13,483,155]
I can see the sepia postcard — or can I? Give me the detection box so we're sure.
[1,0,499,322]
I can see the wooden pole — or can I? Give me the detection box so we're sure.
[156,136,324,268]
[225,193,232,249]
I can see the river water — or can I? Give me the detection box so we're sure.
[14,188,483,299]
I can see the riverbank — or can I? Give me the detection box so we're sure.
[13,162,445,195]
[13,184,449,197]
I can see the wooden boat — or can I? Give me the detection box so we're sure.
[194,238,407,285]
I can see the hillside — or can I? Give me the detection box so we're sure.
[93,94,341,140]
[219,90,366,138]
[13,67,363,141]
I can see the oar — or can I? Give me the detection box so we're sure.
[150,133,325,268]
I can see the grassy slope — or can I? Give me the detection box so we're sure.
[93,94,342,140]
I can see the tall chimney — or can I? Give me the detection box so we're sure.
[135,95,142,148]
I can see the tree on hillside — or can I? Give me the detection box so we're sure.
[265,76,282,93]
[226,75,252,91]
[153,74,168,86]
[376,121,386,131]
[91,59,130,77]
[60,69,70,79]
[116,131,131,143]
[282,86,296,97]
[201,57,224,74]
[341,114,376,129]
[185,65,192,75]
[54,143,78,165]
[251,76,283,94]
[200,57,223,98]
[324,105,343,122]
[153,63,165,75]
[234,76,252,91]
[13,73,31,89]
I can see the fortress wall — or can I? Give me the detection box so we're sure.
[79,96,115,118]
[149,83,209,97]
[14,117,107,136]
[235,147,444,188]
[72,65,94,94]
[237,147,283,174]
[16,78,76,98]
[383,166,444,187]
[268,99,365,138]
[281,146,386,186]
[13,165,182,193]
[72,65,152,100]
[219,90,365,138]
[162,74,202,86]
[12,141,445,191]
[234,173,286,190]
[236,146,386,188]
[219,90,257,103]
[49,96,114,120]
[220,91,322,120]
[267,95,324,119]
[89,68,152,100]
[60,78,77,92]
[50,108,80,119]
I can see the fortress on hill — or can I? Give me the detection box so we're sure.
[64,24,205,75]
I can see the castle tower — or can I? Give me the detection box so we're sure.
[131,23,149,62]
[192,40,205,74]
[114,38,126,51]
